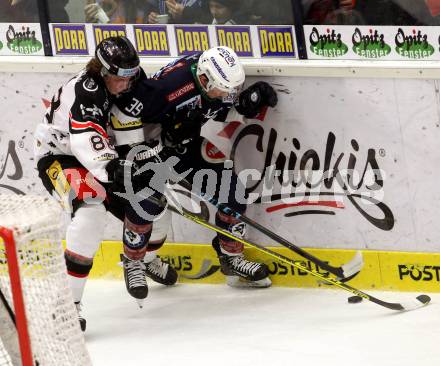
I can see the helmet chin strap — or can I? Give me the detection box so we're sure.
[191,64,212,100]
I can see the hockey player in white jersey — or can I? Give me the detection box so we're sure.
[34,36,177,331]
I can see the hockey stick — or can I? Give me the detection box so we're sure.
[173,178,363,282]
[0,287,15,325]
[158,198,430,312]
[0,289,39,366]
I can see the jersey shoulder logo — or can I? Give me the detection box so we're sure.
[83,78,98,92]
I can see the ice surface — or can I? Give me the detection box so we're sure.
[83,280,440,366]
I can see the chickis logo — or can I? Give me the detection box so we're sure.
[0,39,3,51]
[395,28,434,59]
[6,25,42,54]
[352,28,391,58]
[309,27,348,58]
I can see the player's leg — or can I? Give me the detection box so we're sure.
[143,209,178,285]
[211,169,271,288]
[106,191,178,290]
[108,184,168,305]
[37,155,109,331]
[175,138,271,288]
[66,202,106,331]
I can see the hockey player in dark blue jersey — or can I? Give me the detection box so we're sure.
[112,46,278,287]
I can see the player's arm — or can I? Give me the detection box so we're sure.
[69,80,117,183]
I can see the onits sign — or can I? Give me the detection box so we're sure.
[307,26,348,58]
[3,23,43,55]
[394,27,435,59]
[351,27,391,59]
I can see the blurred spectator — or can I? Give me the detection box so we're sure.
[208,0,243,24]
[309,0,440,26]
[246,0,294,24]
[146,0,211,24]
[303,0,437,25]
[46,0,70,22]
[303,0,337,24]
[304,0,356,24]
[426,0,440,16]
[354,0,421,25]
[0,0,13,22]
[392,0,440,25]
[0,0,39,22]
[84,0,147,24]
[323,7,366,24]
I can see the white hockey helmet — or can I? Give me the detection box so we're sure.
[196,46,245,96]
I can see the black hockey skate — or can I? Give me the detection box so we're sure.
[143,253,178,286]
[213,239,272,288]
[74,302,86,332]
[121,254,148,306]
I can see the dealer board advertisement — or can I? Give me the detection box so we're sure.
[48,23,296,59]
[1,73,440,254]
[0,23,44,56]
[304,25,440,60]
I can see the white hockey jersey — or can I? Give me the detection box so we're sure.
[34,71,117,182]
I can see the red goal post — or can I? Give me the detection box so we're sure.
[0,194,92,366]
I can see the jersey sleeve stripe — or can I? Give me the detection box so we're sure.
[69,113,109,139]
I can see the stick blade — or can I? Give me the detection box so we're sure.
[341,251,364,279]
[400,294,431,311]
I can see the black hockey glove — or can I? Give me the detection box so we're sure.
[105,158,139,193]
[162,108,204,146]
[235,81,278,118]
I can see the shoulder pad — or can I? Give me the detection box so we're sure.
[77,74,104,95]
[82,77,99,92]
[75,75,108,105]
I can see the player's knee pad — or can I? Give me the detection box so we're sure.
[66,203,107,258]
[148,209,171,251]
[214,211,246,255]
[65,249,94,278]
[64,250,93,303]
[123,217,153,260]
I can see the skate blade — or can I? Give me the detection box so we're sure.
[136,298,145,308]
[225,276,272,288]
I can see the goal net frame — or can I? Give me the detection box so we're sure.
[0,194,92,366]
[0,227,33,366]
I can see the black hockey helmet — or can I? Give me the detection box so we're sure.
[95,36,140,78]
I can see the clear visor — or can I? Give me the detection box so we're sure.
[116,66,140,78]
[214,83,243,102]
[97,49,139,78]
